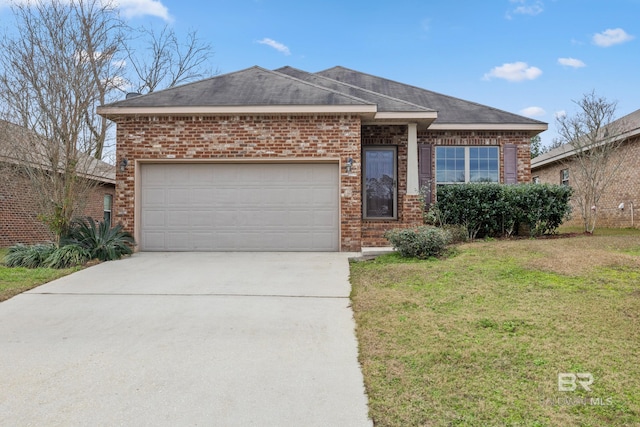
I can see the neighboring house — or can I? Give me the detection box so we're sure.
[0,120,116,247]
[531,109,640,228]
[97,66,546,252]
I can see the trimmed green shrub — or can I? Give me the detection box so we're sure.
[4,243,56,268]
[65,217,135,261]
[434,183,572,238]
[384,226,452,259]
[44,244,91,269]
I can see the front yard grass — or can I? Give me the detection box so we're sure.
[350,231,640,426]
[0,249,79,302]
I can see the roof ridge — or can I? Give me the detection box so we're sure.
[319,66,546,125]
[277,66,434,112]
[264,66,375,106]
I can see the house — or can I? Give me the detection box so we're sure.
[97,66,546,252]
[531,108,640,228]
[0,120,116,247]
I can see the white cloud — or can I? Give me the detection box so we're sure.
[555,110,567,119]
[117,0,171,21]
[506,0,544,19]
[558,57,586,68]
[483,62,542,82]
[257,38,291,55]
[520,106,546,117]
[593,28,634,47]
[0,0,172,21]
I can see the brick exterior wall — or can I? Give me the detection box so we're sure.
[0,165,115,246]
[113,114,363,251]
[532,136,640,228]
[111,116,536,251]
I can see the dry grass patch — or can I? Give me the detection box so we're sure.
[351,233,640,426]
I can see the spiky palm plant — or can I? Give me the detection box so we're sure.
[66,217,135,261]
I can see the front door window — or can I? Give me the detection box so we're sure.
[363,146,397,219]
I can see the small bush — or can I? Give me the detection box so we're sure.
[4,243,56,268]
[65,217,134,261]
[442,224,468,244]
[44,244,91,269]
[384,226,452,259]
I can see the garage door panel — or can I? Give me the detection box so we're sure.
[142,188,166,205]
[141,163,339,251]
[166,188,189,205]
[213,211,239,226]
[190,211,215,227]
[191,188,216,205]
[166,232,190,250]
[312,188,336,205]
[143,210,166,227]
[167,211,189,227]
[313,210,337,226]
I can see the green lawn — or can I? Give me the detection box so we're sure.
[350,230,640,426]
[0,248,79,302]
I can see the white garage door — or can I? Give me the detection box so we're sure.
[140,163,339,251]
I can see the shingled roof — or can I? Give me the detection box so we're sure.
[98,65,546,132]
[274,66,433,113]
[0,120,115,184]
[316,66,546,126]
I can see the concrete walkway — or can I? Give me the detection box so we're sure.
[0,252,372,426]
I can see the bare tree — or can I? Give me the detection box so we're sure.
[0,0,122,242]
[125,25,214,94]
[0,0,215,242]
[556,91,625,233]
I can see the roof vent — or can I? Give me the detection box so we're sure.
[125,92,142,99]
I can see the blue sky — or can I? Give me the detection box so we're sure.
[2,0,638,148]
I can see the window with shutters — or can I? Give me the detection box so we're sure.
[435,146,500,184]
[363,146,397,219]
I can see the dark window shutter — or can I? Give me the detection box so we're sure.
[504,144,518,184]
[418,144,433,204]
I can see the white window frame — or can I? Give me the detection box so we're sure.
[435,146,500,184]
[103,194,113,225]
[561,169,569,186]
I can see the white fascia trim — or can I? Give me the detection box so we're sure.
[97,105,378,116]
[428,123,548,131]
[374,112,438,120]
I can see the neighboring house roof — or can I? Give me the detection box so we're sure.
[531,108,640,170]
[316,66,547,129]
[0,119,115,184]
[98,65,545,132]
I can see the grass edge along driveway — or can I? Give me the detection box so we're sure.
[0,249,79,302]
[350,230,640,427]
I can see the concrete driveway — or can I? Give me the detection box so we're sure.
[0,252,372,426]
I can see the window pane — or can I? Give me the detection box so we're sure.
[104,194,113,211]
[436,147,465,183]
[365,149,395,217]
[469,147,499,183]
